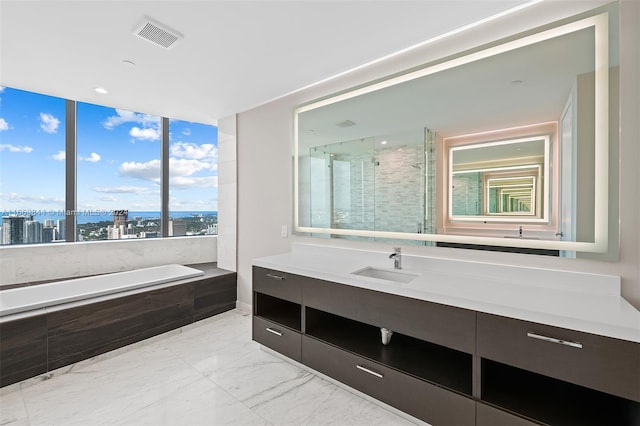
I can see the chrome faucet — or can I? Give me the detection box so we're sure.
[389,247,402,269]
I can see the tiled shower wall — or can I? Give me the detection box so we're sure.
[332,131,429,238]
[452,173,483,215]
[373,144,425,233]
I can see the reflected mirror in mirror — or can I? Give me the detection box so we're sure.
[449,136,548,222]
[295,8,615,253]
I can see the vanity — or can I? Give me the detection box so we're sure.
[252,244,640,426]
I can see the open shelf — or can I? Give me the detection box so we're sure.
[481,359,640,426]
[305,307,472,395]
[254,293,301,331]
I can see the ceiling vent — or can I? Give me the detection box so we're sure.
[336,120,356,128]
[133,17,183,49]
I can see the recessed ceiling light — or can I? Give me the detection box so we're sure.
[336,120,356,128]
[381,140,388,145]
[94,87,109,94]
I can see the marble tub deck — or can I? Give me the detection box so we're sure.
[0,310,420,426]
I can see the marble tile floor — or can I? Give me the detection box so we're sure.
[0,310,422,426]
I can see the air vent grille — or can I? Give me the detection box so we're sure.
[134,17,182,49]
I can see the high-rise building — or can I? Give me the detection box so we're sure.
[107,225,120,240]
[168,219,187,237]
[44,219,55,228]
[24,220,43,244]
[2,215,30,245]
[114,210,128,228]
[43,226,54,243]
[56,219,66,241]
[126,223,136,235]
[108,211,129,240]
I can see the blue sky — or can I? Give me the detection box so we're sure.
[0,86,218,214]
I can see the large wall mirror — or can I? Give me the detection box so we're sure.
[295,7,617,253]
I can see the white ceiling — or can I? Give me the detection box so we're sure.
[298,24,598,149]
[0,0,532,125]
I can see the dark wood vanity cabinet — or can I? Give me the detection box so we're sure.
[252,266,640,426]
[477,312,640,402]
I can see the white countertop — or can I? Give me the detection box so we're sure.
[253,244,640,343]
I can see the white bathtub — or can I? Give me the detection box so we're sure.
[0,264,204,317]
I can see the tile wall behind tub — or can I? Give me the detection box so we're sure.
[0,236,217,286]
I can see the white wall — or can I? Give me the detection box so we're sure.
[0,236,217,285]
[237,0,640,310]
[217,114,238,272]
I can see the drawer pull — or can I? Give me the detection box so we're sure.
[356,364,384,379]
[527,332,583,349]
[266,273,285,280]
[266,327,283,337]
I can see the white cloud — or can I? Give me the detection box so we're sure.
[99,196,117,202]
[182,128,191,136]
[130,126,160,141]
[0,87,5,93]
[0,118,8,131]
[170,142,217,160]
[39,113,60,134]
[118,158,216,189]
[52,150,66,161]
[170,175,218,189]
[119,159,161,181]
[0,144,32,153]
[170,158,215,176]
[102,109,160,130]
[0,192,64,205]
[93,186,148,194]
[79,152,101,162]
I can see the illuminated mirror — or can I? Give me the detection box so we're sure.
[295,9,615,253]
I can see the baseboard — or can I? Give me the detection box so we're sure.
[236,300,251,315]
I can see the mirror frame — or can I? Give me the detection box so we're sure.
[294,12,609,252]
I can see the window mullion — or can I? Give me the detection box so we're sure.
[161,117,169,237]
[65,100,77,242]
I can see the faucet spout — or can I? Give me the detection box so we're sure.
[389,247,402,269]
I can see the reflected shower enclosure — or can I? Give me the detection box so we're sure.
[303,129,436,239]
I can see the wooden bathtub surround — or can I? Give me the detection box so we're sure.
[0,264,236,387]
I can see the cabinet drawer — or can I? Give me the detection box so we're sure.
[253,266,302,303]
[477,313,640,402]
[476,402,544,426]
[302,336,475,425]
[253,316,301,362]
[303,279,475,353]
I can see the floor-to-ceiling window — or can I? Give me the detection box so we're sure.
[0,87,66,244]
[0,86,217,245]
[77,103,161,241]
[168,119,218,236]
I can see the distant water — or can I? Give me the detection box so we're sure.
[17,211,217,225]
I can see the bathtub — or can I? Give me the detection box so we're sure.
[0,264,204,317]
[0,264,236,387]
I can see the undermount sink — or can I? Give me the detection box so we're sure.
[351,267,420,284]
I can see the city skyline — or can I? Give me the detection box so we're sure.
[1,210,218,245]
[0,86,218,213]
